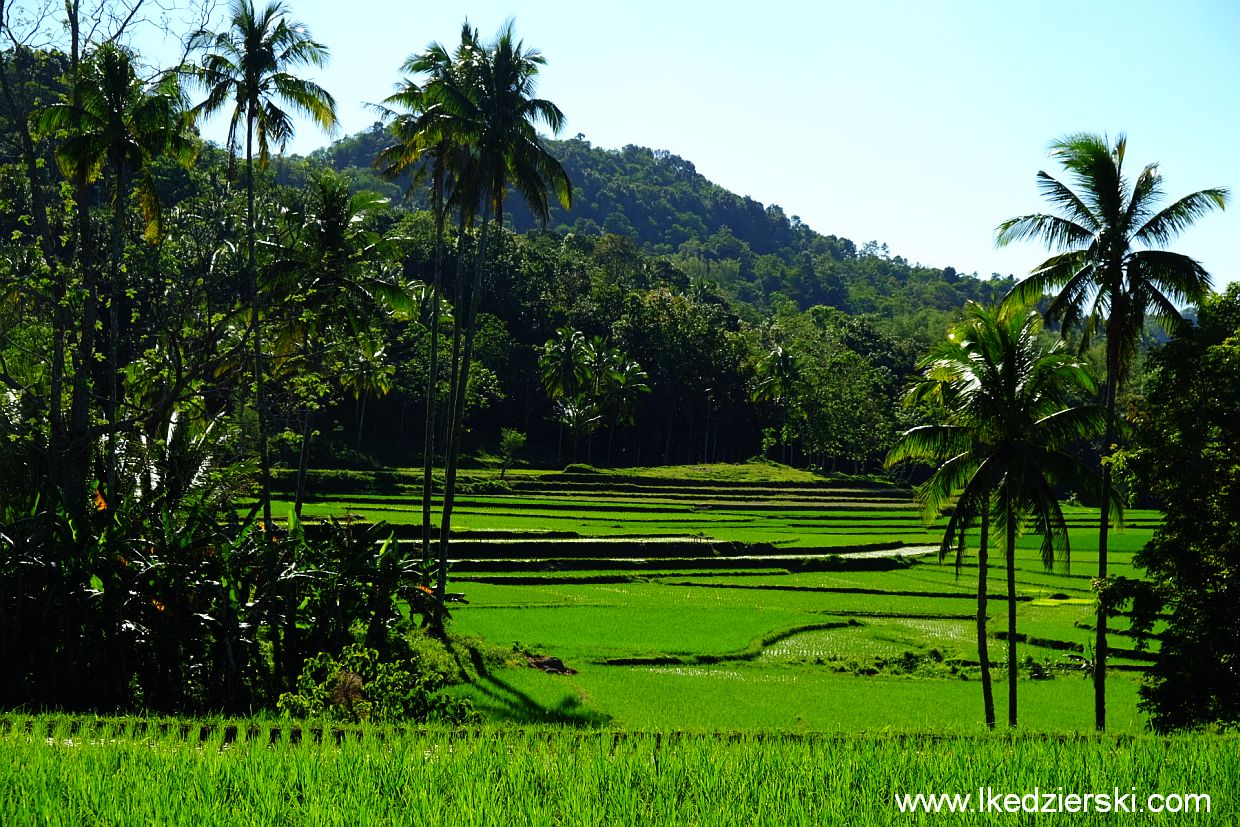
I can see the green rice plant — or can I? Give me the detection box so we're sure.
[3,714,1235,823]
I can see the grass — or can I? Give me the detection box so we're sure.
[2,717,1232,824]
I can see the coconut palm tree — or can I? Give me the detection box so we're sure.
[886,302,1111,728]
[188,0,338,529]
[373,27,478,582]
[538,326,589,461]
[996,133,1227,729]
[601,358,650,467]
[35,42,196,503]
[430,20,572,613]
[266,169,407,517]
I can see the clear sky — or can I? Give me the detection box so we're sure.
[142,0,1240,285]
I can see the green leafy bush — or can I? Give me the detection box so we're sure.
[278,644,475,724]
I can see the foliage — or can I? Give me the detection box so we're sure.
[277,643,474,723]
[498,428,526,478]
[1123,286,1240,731]
[3,5,1226,730]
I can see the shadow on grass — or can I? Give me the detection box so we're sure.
[447,640,610,727]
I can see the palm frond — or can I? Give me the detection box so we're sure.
[1135,188,1228,246]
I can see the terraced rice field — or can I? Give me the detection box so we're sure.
[274,464,1162,731]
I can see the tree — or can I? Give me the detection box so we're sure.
[538,326,589,460]
[266,169,407,517]
[886,302,1109,728]
[599,357,650,467]
[374,27,476,582]
[498,428,525,479]
[997,133,1227,729]
[189,0,338,529]
[1122,286,1240,730]
[751,343,798,464]
[430,19,572,615]
[35,42,196,503]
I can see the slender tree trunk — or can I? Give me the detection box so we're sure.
[247,116,274,534]
[420,170,446,583]
[65,176,97,527]
[293,407,313,519]
[436,201,494,619]
[432,213,469,591]
[978,504,995,730]
[59,9,97,529]
[105,156,125,504]
[1006,491,1018,728]
[1095,340,1119,731]
[663,400,674,465]
[246,116,282,687]
[356,391,368,448]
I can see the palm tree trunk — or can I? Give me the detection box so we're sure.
[105,155,125,504]
[247,115,274,534]
[420,170,446,583]
[607,419,617,467]
[978,504,995,730]
[356,391,368,447]
[436,201,494,619]
[293,407,313,519]
[1095,352,1119,731]
[247,117,282,686]
[1006,494,1018,728]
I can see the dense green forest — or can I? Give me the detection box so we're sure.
[1,0,1237,736]
[316,124,1015,325]
[266,121,1021,470]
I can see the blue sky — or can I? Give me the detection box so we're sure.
[145,0,1240,285]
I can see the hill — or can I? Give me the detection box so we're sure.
[308,126,1014,326]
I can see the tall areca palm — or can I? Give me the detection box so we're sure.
[886,302,1109,728]
[35,42,196,501]
[430,20,572,614]
[189,0,338,529]
[996,133,1227,729]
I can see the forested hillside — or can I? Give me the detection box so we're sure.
[310,125,1015,330]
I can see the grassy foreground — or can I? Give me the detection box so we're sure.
[1,718,1233,825]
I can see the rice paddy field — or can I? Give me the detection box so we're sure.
[10,463,1206,823]
[272,463,1164,733]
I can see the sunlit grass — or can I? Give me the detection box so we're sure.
[5,715,1231,824]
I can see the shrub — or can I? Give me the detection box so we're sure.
[278,644,475,724]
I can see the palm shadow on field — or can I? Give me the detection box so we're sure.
[449,641,611,727]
